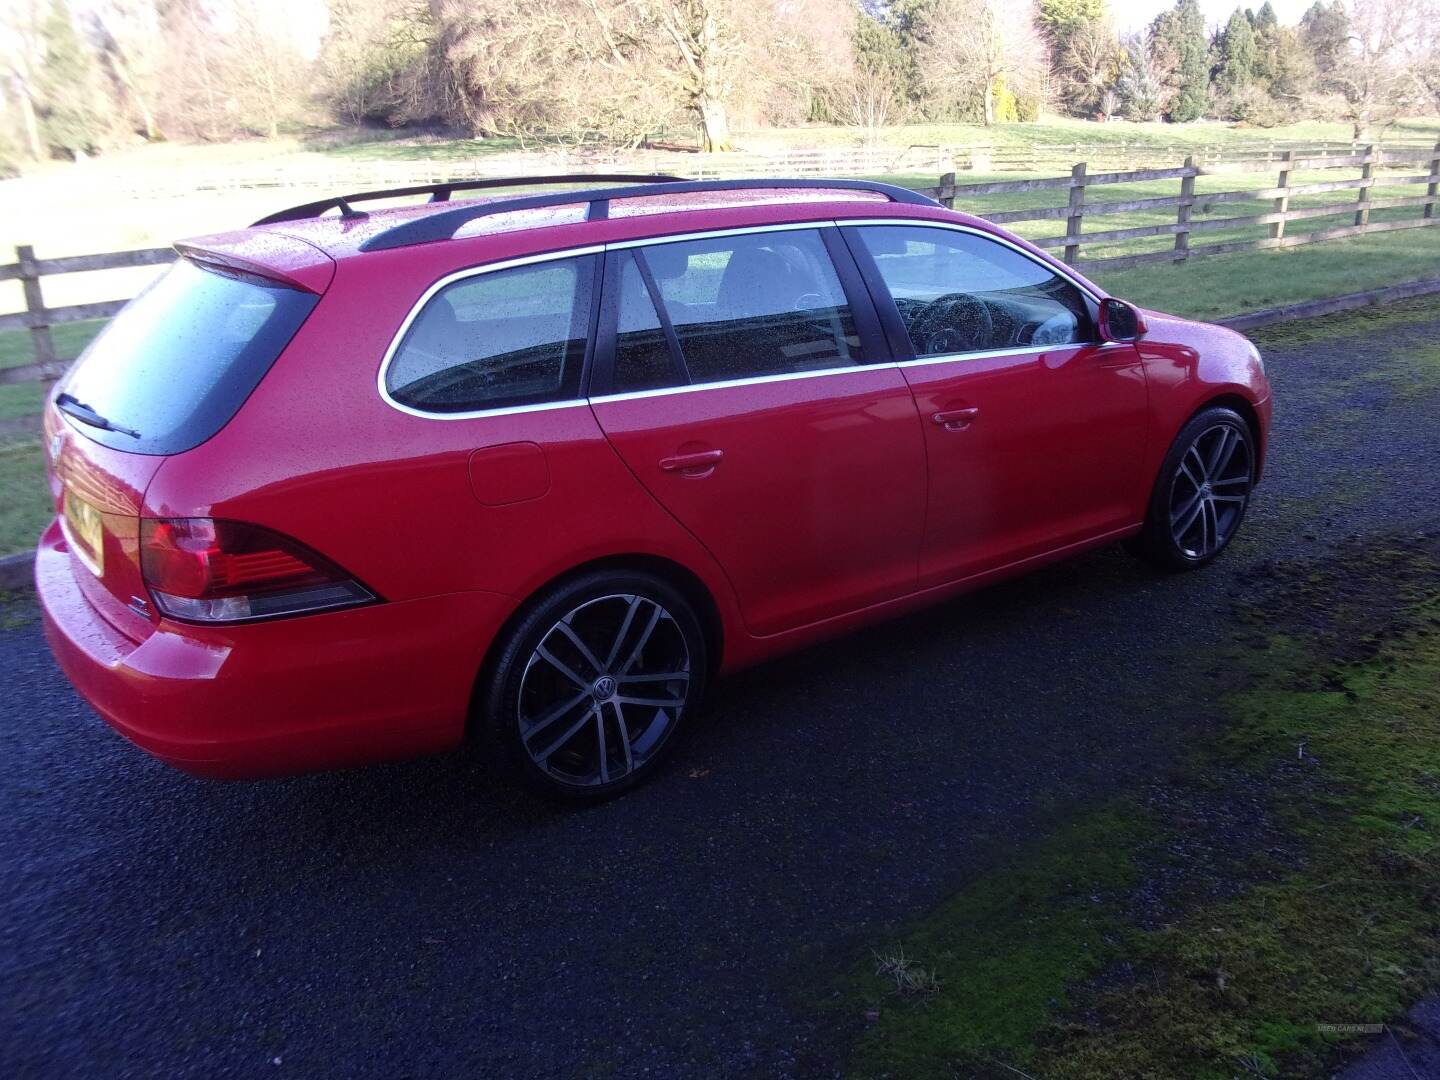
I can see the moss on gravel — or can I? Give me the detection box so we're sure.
[827,536,1440,1079]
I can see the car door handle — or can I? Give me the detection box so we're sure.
[658,449,724,476]
[931,408,979,431]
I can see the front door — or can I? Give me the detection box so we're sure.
[589,227,927,636]
[844,223,1150,587]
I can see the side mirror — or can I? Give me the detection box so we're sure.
[1099,298,1147,342]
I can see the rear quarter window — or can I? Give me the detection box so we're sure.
[385,255,596,414]
[58,259,319,455]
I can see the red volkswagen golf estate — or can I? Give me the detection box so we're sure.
[37,176,1270,800]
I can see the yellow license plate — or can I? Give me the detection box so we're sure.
[63,490,104,575]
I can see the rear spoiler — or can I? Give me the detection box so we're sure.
[173,233,335,295]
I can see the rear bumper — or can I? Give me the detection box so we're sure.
[36,519,514,779]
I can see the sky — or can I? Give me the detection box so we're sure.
[1110,0,1316,31]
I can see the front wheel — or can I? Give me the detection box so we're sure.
[480,570,708,803]
[1128,406,1255,571]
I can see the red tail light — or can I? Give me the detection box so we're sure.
[140,518,375,623]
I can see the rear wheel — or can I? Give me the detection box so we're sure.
[481,570,707,803]
[1129,406,1255,571]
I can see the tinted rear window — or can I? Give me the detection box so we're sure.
[59,259,319,455]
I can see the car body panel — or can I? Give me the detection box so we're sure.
[898,341,1151,587]
[592,365,927,636]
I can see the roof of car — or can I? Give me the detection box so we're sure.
[250,187,977,258]
[174,177,1094,297]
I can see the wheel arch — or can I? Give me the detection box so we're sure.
[465,553,726,739]
[1192,392,1265,479]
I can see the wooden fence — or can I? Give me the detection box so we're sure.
[3,142,1439,384]
[920,142,1440,272]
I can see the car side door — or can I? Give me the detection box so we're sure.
[843,222,1150,588]
[587,226,927,637]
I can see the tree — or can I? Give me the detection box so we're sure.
[320,0,428,126]
[1323,0,1427,139]
[0,0,47,158]
[35,0,105,158]
[1218,7,1257,94]
[829,57,901,139]
[1299,0,1349,73]
[1058,15,1121,116]
[914,0,1048,126]
[1117,33,1166,120]
[1035,0,1114,115]
[85,0,162,141]
[153,0,313,140]
[648,0,738,151]
[852,6,917,120]
[1153,0,1208,121]
[1264,24,1317,102]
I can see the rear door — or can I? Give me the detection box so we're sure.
[588,226,926,637]
[844,223,1150,588]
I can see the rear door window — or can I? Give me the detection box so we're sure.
[386,255,596,413]
[58,259,319,455]
[607,229,864,393]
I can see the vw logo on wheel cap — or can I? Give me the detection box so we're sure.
[592,676,617,701]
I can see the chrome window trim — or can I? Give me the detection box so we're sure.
[605,219,841,251]
[374,217,1105,420]
[376,245,603,421]
[590,361,880,405]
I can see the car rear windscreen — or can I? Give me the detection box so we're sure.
[58,258,320,456]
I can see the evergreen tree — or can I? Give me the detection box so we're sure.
[1253,1,1278,32]
[1155,0,1208,121]
[1219,7,1257,92]
[1300,0,1350,75]
[35,0,104,159]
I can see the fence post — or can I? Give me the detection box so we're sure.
[938,171,956,209]
[1270,150,1293,241]
[1063,162,1086,265]
[1425,141,1440,221]
[1174,156,1196,261]
[1354,144,1374,228]
[16,245,59,375]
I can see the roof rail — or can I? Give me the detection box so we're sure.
[251,174,690,226]
[354,177,940,253]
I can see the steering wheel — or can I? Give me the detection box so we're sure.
[909,292,994,356]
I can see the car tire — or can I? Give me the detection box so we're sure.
[1128,406,1256,572]
[480,569,708,803]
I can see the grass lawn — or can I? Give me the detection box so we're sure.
[1093,229,1440,321]
[0,438,51,558]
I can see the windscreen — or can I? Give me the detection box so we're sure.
[58,258,319,455]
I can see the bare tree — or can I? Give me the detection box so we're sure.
[915,0,1048,126]
[85,0,161,140]
[0,0,47,158]
[1326,0,1427,140]
[321,0,427,126]
[647,0,738,151]
[829,61,898,140]
[152,0,312,140]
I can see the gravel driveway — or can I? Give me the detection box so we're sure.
[4,299,1439,1078]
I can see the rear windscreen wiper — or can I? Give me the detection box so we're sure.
[55,393,141,439]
